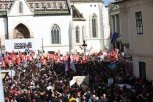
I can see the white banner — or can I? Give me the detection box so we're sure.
[69,78,76,87]
[5,38,42,52]
[70,75,89,87]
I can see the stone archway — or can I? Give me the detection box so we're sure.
[13,23,30,39]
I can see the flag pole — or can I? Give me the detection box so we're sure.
[42,38,44,54]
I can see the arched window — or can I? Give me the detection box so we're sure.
[92,14,98,38]
[19,1,23,13]
[51,24,60,44]
[76,26,80,43]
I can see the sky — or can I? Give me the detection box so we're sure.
[103,0,113,5]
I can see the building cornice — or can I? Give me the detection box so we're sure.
[112,0,130,4]
[128,51,153,58]
[73,18,86,21]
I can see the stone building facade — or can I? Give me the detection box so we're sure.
[114,0,153,80]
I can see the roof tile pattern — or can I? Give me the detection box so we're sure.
[0,0,69,11]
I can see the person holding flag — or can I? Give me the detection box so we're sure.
[65,55,70,75]
[65,54,76,75]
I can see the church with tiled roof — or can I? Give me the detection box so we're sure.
[0,0,110,54]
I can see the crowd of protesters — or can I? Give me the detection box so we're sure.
[1,50,153,102]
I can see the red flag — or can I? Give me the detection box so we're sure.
[16,54,19,59]
[11,51,15,56]
[10,51,15,61]
[8,60,12,66]
[2,61,6,67]
[11,55,16,61]
[16,58,21,65]
[27,56,32,61]
[4,56,8,62]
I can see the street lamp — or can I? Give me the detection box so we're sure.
[82,40,87,56]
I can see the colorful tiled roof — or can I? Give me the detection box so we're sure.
[0,0,70,15]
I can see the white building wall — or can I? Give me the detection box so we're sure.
[72,3,101,40]
[7,16,34,39]
[8,0,33,16]
[7,15,72,54]
[72,3,101,49]
[117,0,153,80]
[0,18,6,45]
[72,21,85,52]
[72,2,110,51]
[102,6,110,50]
[33,16,72,46]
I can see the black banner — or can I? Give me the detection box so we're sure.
[14,42,32,49]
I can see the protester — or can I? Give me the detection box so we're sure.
[1,50,153,102]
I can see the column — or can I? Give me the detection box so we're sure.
[71,26,75,51]
[114,14,118,33]
[111,15,115,33]
[116,14,120,33]
[82,26,85,41]
[120,7,128,44]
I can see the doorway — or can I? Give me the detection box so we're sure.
[139,61,146,80]
[13,23,30,39]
